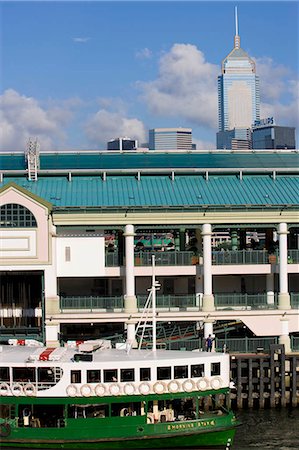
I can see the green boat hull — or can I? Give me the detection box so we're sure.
[0,391,237,449]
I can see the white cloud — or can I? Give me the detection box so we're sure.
[135,47,153,59]
[138,43,218,129]
[0,89,74,151]
[84,109,147,148]
[72,37,90,43]
[193,138,215,151]
[255,57,299,128]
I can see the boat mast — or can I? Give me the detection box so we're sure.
[152,255,156,352]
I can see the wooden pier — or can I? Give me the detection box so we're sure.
[228,344,299,409]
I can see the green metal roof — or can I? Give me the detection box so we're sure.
[1,151,299,172]
[1,175,298,209]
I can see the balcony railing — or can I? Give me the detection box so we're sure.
[212,249,271,265]
[59,292,298,313]
[290,292,299,308]
[134,251,195,266]
[214,293,277,310]
[60,296,124,312]
[288,249,299,263]
[105,252,120,267]
[137,294,199,311]
[165,337,279,353]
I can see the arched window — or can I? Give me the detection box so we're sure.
[0,203,37,228]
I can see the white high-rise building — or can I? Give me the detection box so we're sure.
[149,128,192,150]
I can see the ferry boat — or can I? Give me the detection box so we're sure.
[0,340,237,449]
[0,267,238,449]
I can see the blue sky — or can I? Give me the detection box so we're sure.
[1,1,298,151]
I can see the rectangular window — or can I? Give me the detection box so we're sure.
[140,367,151,381]
[65,246,71,262]
[211,363,221,376]
[0,367,9,382]
[157,366,171,380]
[70,370,81,384]
[191,364,205,377]
[174,365,188,379]
[120,369,134,382]
[104,369,118,382]
[87,370,101,383]
[13,367,36,382]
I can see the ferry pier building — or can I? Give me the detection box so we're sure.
[0,150,298,352]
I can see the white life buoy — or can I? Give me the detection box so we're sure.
[0,383,10,396]
[153,381,166,394]
[81,384,93,397]
[11,383,23,396]
[124,383,135,395]
[95,384,106,397]
[138,382,151,395]
[168,380,181,393]
[66,384,78,397]
[211,377,223,390]
[182,379,195,393]
[24,383,36,396]
[197,377,210,391]
[109,383,121,396]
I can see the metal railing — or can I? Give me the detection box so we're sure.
[290,292,299,308]
[137,294,199,311]
[105,252,119,267]
[291,336,299,351]
[165,337,279,353]
[214,293,277,310]
[134,251,195,266]
[60,296,124,312]
[288,249,299,263]
[212,249,271,265]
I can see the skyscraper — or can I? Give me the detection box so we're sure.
[217,8,260,149]
[149,128,192,150]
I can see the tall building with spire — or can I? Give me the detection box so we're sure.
[217,7,260,149]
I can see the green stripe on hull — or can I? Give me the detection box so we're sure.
[1,427,235,449]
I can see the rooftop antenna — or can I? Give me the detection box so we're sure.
[234,6,240,49]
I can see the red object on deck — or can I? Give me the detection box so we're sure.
[39,348,55,361]
[17,339,25,345]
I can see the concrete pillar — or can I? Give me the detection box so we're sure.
[124,224,137,313]
[230,229,238,251]
[266,273,275,306]
[44,225,60,346]
[279,317,291,353]
[45,321,60,348]
[202,224,215,311]
[278,223,291,309]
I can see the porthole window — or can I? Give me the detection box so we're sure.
[0,204,37,228]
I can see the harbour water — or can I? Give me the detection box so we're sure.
[234,408,299,449]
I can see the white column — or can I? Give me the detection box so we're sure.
[124,225,137,347]
[202,224,215,311]
[278,223,291,309]
[124,224,137,312]
[279,317,291,353]
[45,224,60,347]
[266,273,275,306]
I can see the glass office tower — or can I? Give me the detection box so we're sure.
[217,8,260,148]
